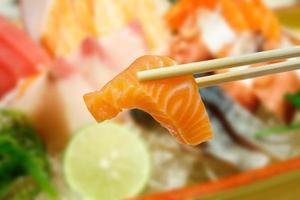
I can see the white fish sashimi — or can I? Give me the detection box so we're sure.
[9,62,94,153]
[67,23,147,88]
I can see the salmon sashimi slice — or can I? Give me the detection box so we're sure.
[220,0,249,33]
[165,0,217,30]
[84,55,212,145]
[232,0,282,49]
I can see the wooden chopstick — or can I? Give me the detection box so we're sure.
[137,46,300,81]
[196,58,300,87]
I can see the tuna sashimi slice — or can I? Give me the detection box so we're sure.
[84,55,212,145]
[0,16,50,98]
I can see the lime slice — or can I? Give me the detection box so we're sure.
[64,121,151,200]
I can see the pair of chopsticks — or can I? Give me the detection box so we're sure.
[137,46,300,88]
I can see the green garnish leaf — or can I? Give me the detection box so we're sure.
[286,91,300,109]
[256,123,300,138]
[0,109,56,199]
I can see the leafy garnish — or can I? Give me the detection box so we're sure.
[256,123,300,138]
[286,91,300,109]
[256,91,300,138]
[0,109,56,199]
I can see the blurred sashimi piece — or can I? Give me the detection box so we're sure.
[168,14,213,63]
[39,0,92,56]
[22,0,169,56]
[168,32,213,64]
[68,38,118,88]
[99,22,147,69]
[220,63,300,122]
[118,0,171,52]
[21,0,96,56]
[8,73,68,153]
[253,71,300,123]
[232,0,282,50]
[221,82,259,112]
[195,1,245,57]
[0,16,50,98]
[166,0,299,122]
[91,0,170,52]
[0,66,16,99]
[165,0,217,30]
[68,22,147,88]
[72,0,97,36]
[166,0,284,58]
[9,60,94,153]
[91,0,126,36]
[166,0,259,61]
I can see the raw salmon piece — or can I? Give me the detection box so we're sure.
[165,0,217,30]
[168,14,213,64]
[84,55,212,145]
[232,0,282,49]
[166,0,247,32]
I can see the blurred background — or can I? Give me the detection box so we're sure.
[1,0,300,199]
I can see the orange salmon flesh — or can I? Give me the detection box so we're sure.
[84,55,213,145]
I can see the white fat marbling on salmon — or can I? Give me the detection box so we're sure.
[85,56,212,145]
[172,84,193,119]
[161,82,192,111]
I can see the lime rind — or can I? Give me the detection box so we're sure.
[63,121,151,200]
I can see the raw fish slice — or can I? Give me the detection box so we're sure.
[68,37,118,88]
[166,0,299,122]
[165,0,217,30]
[84,55,212,145]
[221,63,300,122]
[221,82,259,112]
[219,1,297,120]
[0,67,16,98]
[72,0,97,36]
[253,71,299,122]
[232,0,282,49]
[169,32,212,64]
[40,0,90,56]
[168,14,213,63]
[166,0,255,58]
[10,60,94,153]
[0,16,50,76]
[0,16,50,98]
[166,0,247,33]
[166,0,281,55]
[100,22,147,69]
[67,23,147,88]
[220,0,249,33]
